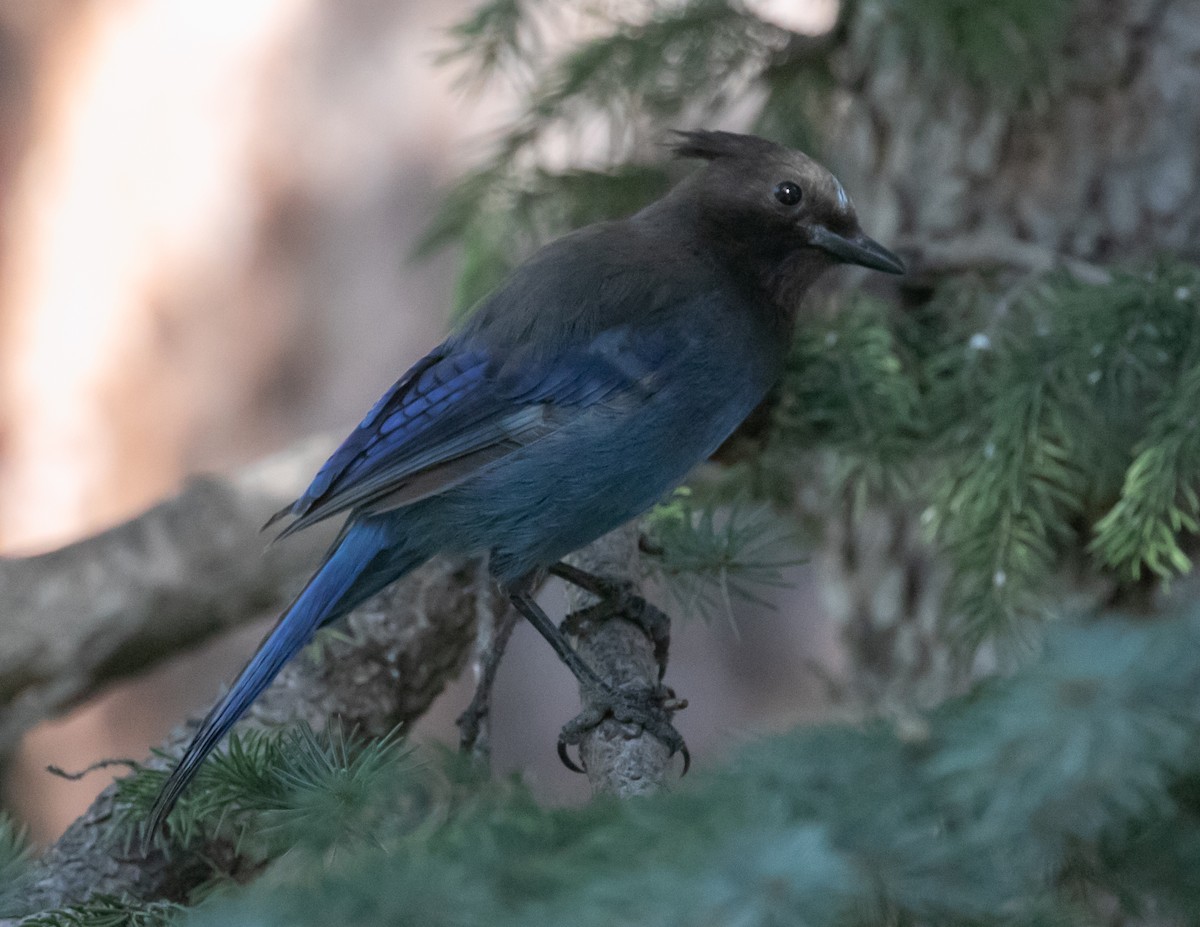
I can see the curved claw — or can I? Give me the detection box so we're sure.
[557,738,586,774]
[678,741,691,777]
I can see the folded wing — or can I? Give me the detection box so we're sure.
[269,326,671,538]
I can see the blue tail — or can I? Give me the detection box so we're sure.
[145,519,422,839]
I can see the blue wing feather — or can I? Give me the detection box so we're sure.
[270,325,669,537]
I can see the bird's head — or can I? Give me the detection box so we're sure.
[666,130,903,309]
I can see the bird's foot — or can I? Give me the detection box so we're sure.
[510,572,689,777]
[556,682,690,775]
[551,563,671,676]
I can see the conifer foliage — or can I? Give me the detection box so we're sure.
[21,606,1200,925]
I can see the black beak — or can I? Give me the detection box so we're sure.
[810,225,905,275]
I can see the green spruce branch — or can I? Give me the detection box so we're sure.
[90,605,1200,927]
[641,488,804,624]
[770,263,1200,647]
[117,723,415,855]
[20,896,186,927]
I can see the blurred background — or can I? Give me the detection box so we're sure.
[0,0,842,844]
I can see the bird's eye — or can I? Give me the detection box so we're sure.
[774,181,803,206]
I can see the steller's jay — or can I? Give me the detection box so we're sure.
[146,130,904,835]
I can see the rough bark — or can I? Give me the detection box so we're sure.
[245,555,499,736]
[832,0,1200,269]
[0,440,338,762]
[3,775,231,919]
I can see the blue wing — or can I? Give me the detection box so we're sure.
[269,326,672,538]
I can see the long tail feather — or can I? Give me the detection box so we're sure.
[145,521,419,841]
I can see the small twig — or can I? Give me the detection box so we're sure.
[46,759,139,781]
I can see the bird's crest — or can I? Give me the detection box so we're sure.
[669,130,781,162]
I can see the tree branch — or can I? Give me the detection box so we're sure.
[5,553,498,914]
[563,525,681,797]
[0,439,342,760]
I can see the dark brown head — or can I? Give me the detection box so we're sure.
[662,130,903,310]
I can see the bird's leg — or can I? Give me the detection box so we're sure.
[549,561,689,777]
[507,590,609,691]
[549,562,671,677]
[456,602,520,765]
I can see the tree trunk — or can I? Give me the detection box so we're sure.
[812,0,1200,708]
[834,0,1198,267]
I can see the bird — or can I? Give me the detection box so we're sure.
[145,129,904,837]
